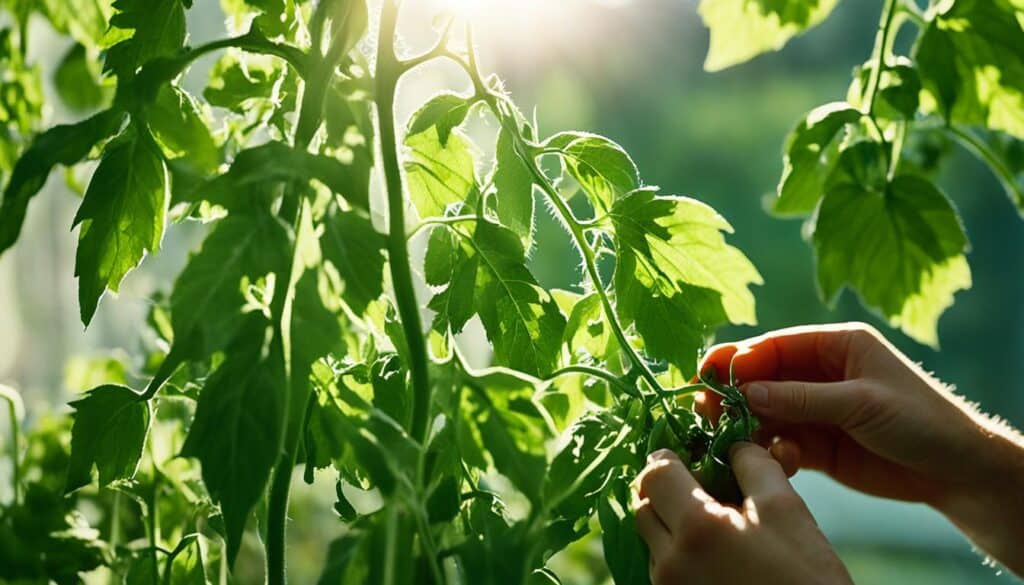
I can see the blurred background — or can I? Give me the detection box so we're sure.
[1,0,1022,582]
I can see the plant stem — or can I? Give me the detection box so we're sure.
[946,125,1024,214]
[2,390,20,505]
[865,0,899,116]
[546,365,638,397]
[265,438,298,585]
[376,0,432,448]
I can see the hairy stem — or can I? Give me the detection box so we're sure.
[546,365,638,397]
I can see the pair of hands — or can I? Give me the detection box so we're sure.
[634,322,1024,583]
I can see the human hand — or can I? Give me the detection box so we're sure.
[698,322,1024,576]
[635,443,852,585]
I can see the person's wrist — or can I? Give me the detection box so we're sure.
[933,422,1024,529]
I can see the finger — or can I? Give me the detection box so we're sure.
[728,323,877,384]
[769,438,801,478]
[635,499,672,555]
[729,442,793,501]
[635,449,701,532]
[741,379,866,427]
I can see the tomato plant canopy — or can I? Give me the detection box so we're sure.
[0,0,1021,583]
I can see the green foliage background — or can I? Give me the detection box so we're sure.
[0,0,1022,583]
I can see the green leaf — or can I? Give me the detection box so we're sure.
[812,142,971,346]
[407,92,473,147]
[180,315,287,565]
[168,536,207,585]
[698,0,839,71]
[104,0,187,77]
[455,498,530,585]
[562,292,614,362]
[54,43,109,112]
[472,221,567,377]
[917,0,1024,140]
[65,385,151,493]
[425,225,478,334]
[0,109,123,256]
[147,85,220,173]
[598,478,649,585]
[492,127,535,246]
[774,102,862,216]
[320,204,387,315]
[847,59,921,122]
[461,365,550,503]
[609,190,760,374]
[189,142,362,210]
[204,51,283,113]
[168,210,292,362]
[73,125,169,325]
[549,132,639,213]
[39,0,113,47]
[405,127,478,219]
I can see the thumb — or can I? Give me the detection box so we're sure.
[742,380,865,426]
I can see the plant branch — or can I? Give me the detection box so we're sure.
[1,386,22,505]
[946,125,1024,215]
[865,0,899,116]
[545,365,638,397]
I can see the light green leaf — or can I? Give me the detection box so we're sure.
[407,92,473,147]
[774,102,861,216]
[0,109,123,256]
[180,315,286,565]
[813,142,971,346]
[847,58,921,122]
[65,385,151,493]
[405,127,478,219]
[493,127,535,246]
[610,190,760,377]
[548,132,639,213]
[917,0,1024,140]
[73,125,169,325]
[204,51,283,113]
[147,85,220,173]
[598,479,649,585]
[698,0,839,71]
[40,0,113,47]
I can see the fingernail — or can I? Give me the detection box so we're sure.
[745,383,769,410]
[647,449,675,464]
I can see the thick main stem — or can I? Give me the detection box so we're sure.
[376,1,432,447]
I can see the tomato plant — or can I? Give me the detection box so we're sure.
[0,0,1021,583]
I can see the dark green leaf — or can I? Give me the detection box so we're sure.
[168,210,292,362]
[65,385,151,493]
[425,225,478,334]
[698,0,839,71]
[0,109,123,256]
[180,316,287,564]
[320,204,387,315]
[104,0,187,78]
[473,221,566,377]
[774,102,861,216]
[189,142,362,210]
[813,141,971,346]
[147,85,220,173]
[598,479,649,585]
[73,125,168,325]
